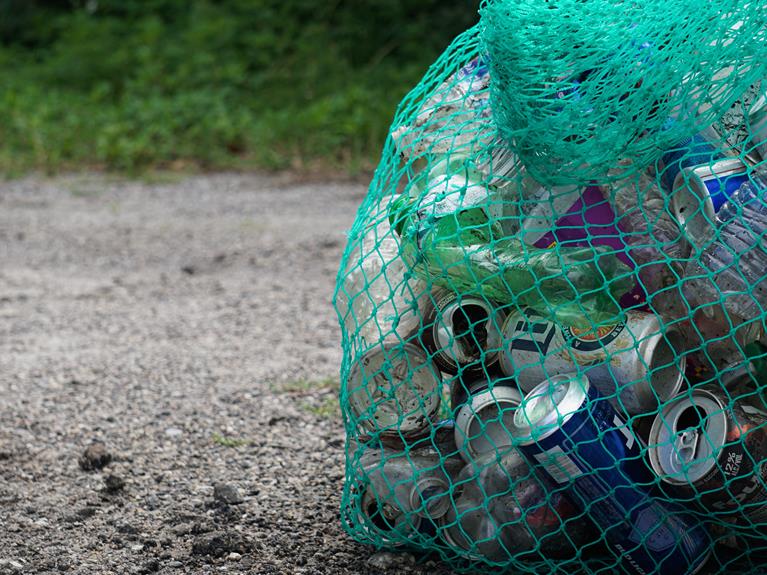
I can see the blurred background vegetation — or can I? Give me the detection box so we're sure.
[0,0,480,175]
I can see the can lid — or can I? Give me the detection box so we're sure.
[455,385,523,462]
[347,343,441,437]
[432,293,503,371]
[509,373,589,445]
[648,388,728,485]
[409,476,451,519]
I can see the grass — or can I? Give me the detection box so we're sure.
[211,433,251,449]
[0,1,480,177]
[276,377,341,420]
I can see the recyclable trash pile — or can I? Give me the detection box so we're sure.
[333,1,767,573]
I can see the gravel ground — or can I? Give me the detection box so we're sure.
[0,174,452,575]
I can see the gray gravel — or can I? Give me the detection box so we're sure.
[0,174,452,575]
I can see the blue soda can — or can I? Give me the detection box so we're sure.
[509,373,712,575]
[670,157,750,249]
[657,126,730,194]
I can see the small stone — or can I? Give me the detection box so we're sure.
[104,474,126,494]
[191,530,253,558]
[79,442,112,471]
[166,561,183,569]
[366,551,415,572]
[130,544,144,552]
[164,427,183,438]
[213,483,244,505]
[0,559,24,572]
[227,552,241,562]
[145,495,161,510]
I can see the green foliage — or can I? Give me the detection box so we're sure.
[0,0,480,174]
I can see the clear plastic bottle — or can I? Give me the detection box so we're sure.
[681,167,767,373]
[336,200,431,352]
[390,155,634,328]
[605,160,692,319]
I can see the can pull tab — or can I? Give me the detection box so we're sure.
[672,429,701,467]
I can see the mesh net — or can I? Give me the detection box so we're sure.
[332,2,767,573]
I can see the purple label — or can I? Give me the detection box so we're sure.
[531,186,643,307]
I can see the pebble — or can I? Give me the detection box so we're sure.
[213,483,244,505]
[366,551,416,572]
[0,559,24,572]
[227,552,242,562]
[79,442,112,471]
[191,530,253,558]
[104,474,126,494]
[164,427,183,438]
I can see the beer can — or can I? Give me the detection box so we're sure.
[499,309,686,415]
[746,92,767,161]
[509,373,712,575]
[355,480,433,546]
[346,342,441,440]
[423,289,506,375]
[453,378,522,463]
[439,449,595,562]
[648,385,767,523]
[671,157,751,250]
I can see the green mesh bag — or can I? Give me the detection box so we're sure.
[333,1,767,573]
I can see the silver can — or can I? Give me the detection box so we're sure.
[438,450,593,562]
[499,309,686,415]
[453,379,522,463]
[346,342,441,440]
[423,289,506,375]
[648,385,767,522]
[670,157,750,250]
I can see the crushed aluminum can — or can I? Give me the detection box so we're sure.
[648,385,767,523]
[422,289,507,376]
[499,308,686,415]
[509,373,712,575]
[453,378,522,463]
[670,157,751,250]
[346,342,441,441]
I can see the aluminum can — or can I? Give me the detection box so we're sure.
[499,308,686,415]
[423,289,506,375]
[453,378,522,463]
[439,449,595,562]
[346,342,441,440]
[671,157,751,250]
[657,127,727,195]
[648,385,767,523]
[355,446,464,546]
[509,373,712,575]
[746,92,767,161]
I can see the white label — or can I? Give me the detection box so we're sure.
[614,415,636,450]
[533,446,583,484]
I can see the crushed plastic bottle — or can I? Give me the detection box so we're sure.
[389,155,634,328]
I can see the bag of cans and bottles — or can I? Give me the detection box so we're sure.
[334,1,767,574]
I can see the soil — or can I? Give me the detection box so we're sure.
[0,174,452,575]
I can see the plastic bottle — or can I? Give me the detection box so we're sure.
[681,167,767,373]
[336,200,431,353]
[390,155,634,328]
[605,160,692,319]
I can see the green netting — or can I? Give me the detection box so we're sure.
[332,2,767,573]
